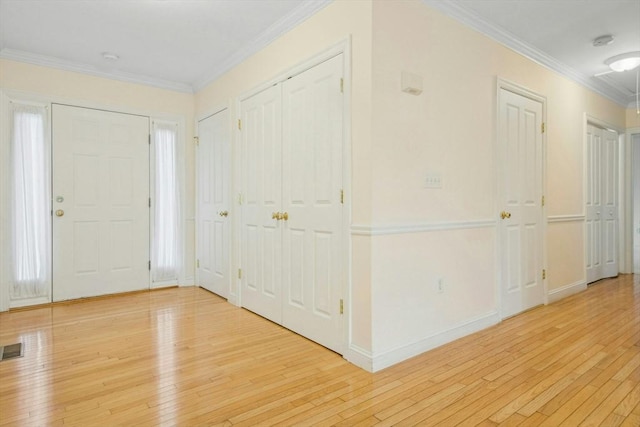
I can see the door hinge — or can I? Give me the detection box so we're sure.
[238,192,243,205]
[542,269,546,280]
[541,195,545,207]
[340,78,344,93]
[238,119,242,130]
[194,136,199,146]
[541,122,546,134]
[340,189,344,204]
[340,299,344,315]
[148,134,151,145]
[238,269,242,279]
[148,198,151,208]
[196,259,200,268]
[148,260,151,271]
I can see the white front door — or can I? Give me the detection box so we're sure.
[52,104,150,301]
[586,124,618,283]
[281,54,344,353]
[197,109,231,298]
[498,87,545,318]
[240,54,345,353]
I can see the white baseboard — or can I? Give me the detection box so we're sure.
[548,280,587,303]
[344,344,374,372]
[346,310,500,373]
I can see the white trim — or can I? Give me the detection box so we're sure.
[422,1,631,107]
[192,0,333,92]
[0,49,193,94]
[344,344,373,372]
[0,90,9,311]
[368,311,500,372]
[547,214,585,223]
[547,280,587,304]
[9,295,50,309]
[350,219,496,236]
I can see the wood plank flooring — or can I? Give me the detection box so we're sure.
[1,274,638,426]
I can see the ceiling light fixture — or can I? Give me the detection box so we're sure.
[605,51,640,72]
[102,52,120,61]
[592,35,614,47]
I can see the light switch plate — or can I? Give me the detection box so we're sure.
[424,172,443,189]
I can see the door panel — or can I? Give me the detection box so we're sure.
[586,125,618,282]
[240,85,283,322]
[281,54,344,353]
[52,104,149,301]
[197,110,230,297]
[499,88,544,318]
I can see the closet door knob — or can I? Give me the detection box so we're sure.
[219,211,228,217]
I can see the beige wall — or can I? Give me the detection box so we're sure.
[366,0,627,363]
[628,108,640,129]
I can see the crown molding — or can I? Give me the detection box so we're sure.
[422,0,632,108]
[0,48,193,93]
[192,0,333,92]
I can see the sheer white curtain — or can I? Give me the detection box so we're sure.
[10,103,50,299]
[152,122,181,283]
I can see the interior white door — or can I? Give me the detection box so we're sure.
[498,88,545,318]
[52,104,150,301]
[586,124,603,282]
[281,54,344,353]
[240,55,345,353]
[586,124,618,282]
[601,128,618,278]
[197,109,230,298]
[240,85,283,322]
[633,134,640,274]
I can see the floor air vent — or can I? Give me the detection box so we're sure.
[0,343,24,361]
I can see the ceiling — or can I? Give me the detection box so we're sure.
[0,0,638,106]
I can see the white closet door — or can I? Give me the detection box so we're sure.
[197,109,230,298]
[586,124,603,282]
[240,86,283,322]
[281,54,344,353]
[586,125,618,283]
[601,128,618,278]
[52,105,150,301]
[498,88,544,318]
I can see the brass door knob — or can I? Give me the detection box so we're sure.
[500,211,511,219]
[55,209,64,217]
[282,212,288,221]
[219,211,228,217]
[272,212,281,220]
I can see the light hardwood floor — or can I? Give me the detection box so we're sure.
[1,274,638,426]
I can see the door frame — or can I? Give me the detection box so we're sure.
[233,38,352,352]
[495,78,548,319]
[584,114,625,278]
[0,89,187,309]
[622,126,640,274]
